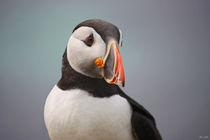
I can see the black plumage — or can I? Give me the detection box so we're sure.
[73,19,120,44]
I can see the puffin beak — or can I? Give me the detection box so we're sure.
[95,40,125,86]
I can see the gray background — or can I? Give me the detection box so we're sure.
[0,0,210,139]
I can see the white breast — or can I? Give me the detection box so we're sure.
[44,85,134,140]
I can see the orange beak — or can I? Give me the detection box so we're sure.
[95,40,125,86]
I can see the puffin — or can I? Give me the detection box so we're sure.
[44,19,162,140]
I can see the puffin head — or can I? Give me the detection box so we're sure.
[66,19,125,86]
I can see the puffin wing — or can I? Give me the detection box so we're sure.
[116,86,162,140]
[131,112,162,140]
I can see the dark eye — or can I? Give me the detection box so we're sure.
[84,34,94,47]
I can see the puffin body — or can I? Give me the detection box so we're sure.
[44,19,162,140]
[45,86,133,140]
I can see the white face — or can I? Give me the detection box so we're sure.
[67,27,106,78]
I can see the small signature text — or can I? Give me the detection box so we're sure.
[199,136,209,139]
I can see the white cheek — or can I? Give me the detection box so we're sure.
[91,34,106,58]
[67,32,106,78]
[67,37,87,69]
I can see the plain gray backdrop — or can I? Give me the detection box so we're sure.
[0,0,210,139]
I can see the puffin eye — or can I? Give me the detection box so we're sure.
[84,33,94,47]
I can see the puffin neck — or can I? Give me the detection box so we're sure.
[57,49,119,97]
